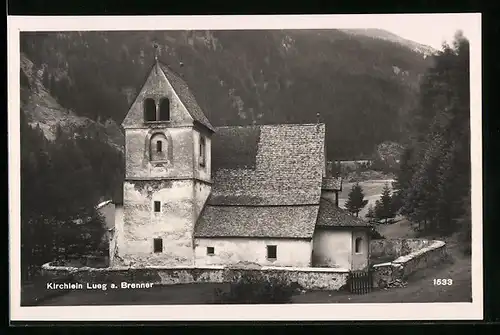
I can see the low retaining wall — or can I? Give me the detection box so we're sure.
[41,263,350,291]
[370,238,433,260]
[371,240,447,288]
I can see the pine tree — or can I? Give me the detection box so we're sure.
[375,183,395,224]
[345,182,368,217]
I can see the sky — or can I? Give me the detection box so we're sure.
[354,14,480,50]
[9,14,480,51]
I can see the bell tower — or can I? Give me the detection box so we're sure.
[114,46,215,267]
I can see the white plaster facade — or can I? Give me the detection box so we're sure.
[312,230,352,269]
[351,230,370,270]
[312,229,370,271]
[194,238,312,267]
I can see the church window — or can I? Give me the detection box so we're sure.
[144,98,156,122]
[150,133,169,162]
[267,245,277,260]
[355,237,363,253]
[199,136,206,167]
[156,140,162,153]
[153,238,163,253]
[159,98,170,121]
[206,246,215,256]
[154,201,161,213]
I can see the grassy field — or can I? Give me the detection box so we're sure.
[338,179,394,218]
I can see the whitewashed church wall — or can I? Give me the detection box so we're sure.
[194,237,312,267]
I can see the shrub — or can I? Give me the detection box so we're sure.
[214,270,298,304]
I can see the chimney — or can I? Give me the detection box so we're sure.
[326,161,334,177]
[321,161,342,207]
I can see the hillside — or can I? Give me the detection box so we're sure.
[20,29,434,159]
[341,29,437,57]
[20,53,124,151]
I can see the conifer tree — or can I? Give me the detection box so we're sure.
[345,182,368,217]
[394,31,470,237]
[374,183,395,224]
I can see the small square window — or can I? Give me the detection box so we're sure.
[267,245,277,259]
[154,201,161,213]
[207,246,215,256]
[153,238,163,253]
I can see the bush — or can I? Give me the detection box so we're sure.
[214,271,298,304]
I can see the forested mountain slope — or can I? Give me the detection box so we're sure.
[20,29,434,159]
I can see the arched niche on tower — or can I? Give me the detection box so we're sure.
[145,130,173,164]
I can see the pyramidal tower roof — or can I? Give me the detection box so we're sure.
[121,54,215,132]
[157,62,215,132]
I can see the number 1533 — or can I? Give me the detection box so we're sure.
[433,279,453,285]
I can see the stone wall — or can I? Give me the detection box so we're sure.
[371,240,447,288]
[370,238,433,260]
[41,263,349,291]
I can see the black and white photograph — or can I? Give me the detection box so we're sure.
[8,14,482,321]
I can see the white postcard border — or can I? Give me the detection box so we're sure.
[8,14,483,321]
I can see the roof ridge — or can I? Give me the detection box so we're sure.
[216,123,325,129]
[158,61,183,81]
[157,61,216,132]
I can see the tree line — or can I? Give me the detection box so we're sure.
[345,182,397,224]
[20,110,124,281]
[394,32,470,241]
[344,32,471,251]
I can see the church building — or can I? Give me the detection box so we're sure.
[106,55,371,271]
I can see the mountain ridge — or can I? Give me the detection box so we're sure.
[20,52,124,151]
[19,30,434,159]
[340,29,437,57]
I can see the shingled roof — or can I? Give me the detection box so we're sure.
[194,123,327,238]
[208,123,326,206]
[322,177,343,191]
[193,205,319,239]
[158,63,215,132]
[316,198,371,228]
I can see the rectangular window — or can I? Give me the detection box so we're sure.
[154,201,161,213]
[156,140,162,153]
[199,136,206,167]
[206,246,215,256]
[267,245,277,260]
[153,238,163,253]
